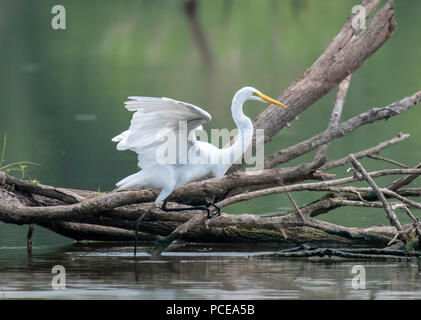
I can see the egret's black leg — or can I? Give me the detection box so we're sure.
[206,202,221,217]
[134,204,155,256]
[161,200,211,219]
[134,216,142,257]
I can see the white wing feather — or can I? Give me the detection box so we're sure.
[112,97,211,169]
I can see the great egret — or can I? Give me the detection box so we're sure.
[112,86,287,254]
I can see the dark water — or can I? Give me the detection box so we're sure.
[1,0,421,299]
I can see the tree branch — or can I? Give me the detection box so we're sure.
[264,90,421,169]
[314,74,351,161]
[388,163,421,191]
[319,133,410,171]
[215,168,421,209]
[348,154,404,234]
[229,0,395,172]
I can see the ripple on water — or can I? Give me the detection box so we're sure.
[1,243,421,299]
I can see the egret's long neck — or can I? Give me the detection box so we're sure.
[227,93,254,166]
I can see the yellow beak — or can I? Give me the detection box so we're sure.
[256,92,288,109]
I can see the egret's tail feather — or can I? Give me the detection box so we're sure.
[112,130,130,147]
[116,171,147,190]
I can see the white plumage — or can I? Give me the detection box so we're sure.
[112,97,210,171]
[112,86,287,206]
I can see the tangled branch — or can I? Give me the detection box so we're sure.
[1,0,420,257]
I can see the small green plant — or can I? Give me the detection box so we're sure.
[405,230,417,253]
[0,133,41,178]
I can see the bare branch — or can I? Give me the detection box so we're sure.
[400,205,421,244]
[266,247,420,261]
[315,74,351,161]
[0,171,85,204]
[388,163,421,191]
[366,154,409,168]
[320,133,410,171]
[2,0,418,250]
[254,0,394,143]
[348,154,404,234]
[264,90,421,169]
[311,186,421,210]
[286,192,307,224]
[229,0,395,172]
[0,159,325,212]
[215,168,421,209]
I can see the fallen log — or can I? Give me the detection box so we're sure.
[0,171,416,248]
[1,0,421,256]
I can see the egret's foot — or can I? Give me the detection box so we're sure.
[206,202,221,217]
[161,200,211,219]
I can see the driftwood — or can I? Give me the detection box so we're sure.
[2,0,421,258]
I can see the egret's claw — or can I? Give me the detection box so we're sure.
[206,202,221,217]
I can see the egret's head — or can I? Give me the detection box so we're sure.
[235,87,287,108]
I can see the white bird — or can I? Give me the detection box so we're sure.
[112,86,287,254]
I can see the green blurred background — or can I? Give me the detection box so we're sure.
[1,0,421,246]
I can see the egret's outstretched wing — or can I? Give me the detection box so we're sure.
[112,97,211,169]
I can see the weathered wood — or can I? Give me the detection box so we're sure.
[1,0,420,254]
[319,133,410,171]
[314,74,351,162]
[264,90,421,169]
[230,0,396,172]
[349,154,404,233]
[0,179,414,247]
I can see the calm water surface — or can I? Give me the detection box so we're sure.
[1,241,421,300]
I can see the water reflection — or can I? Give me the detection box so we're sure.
[1,243,421,299]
